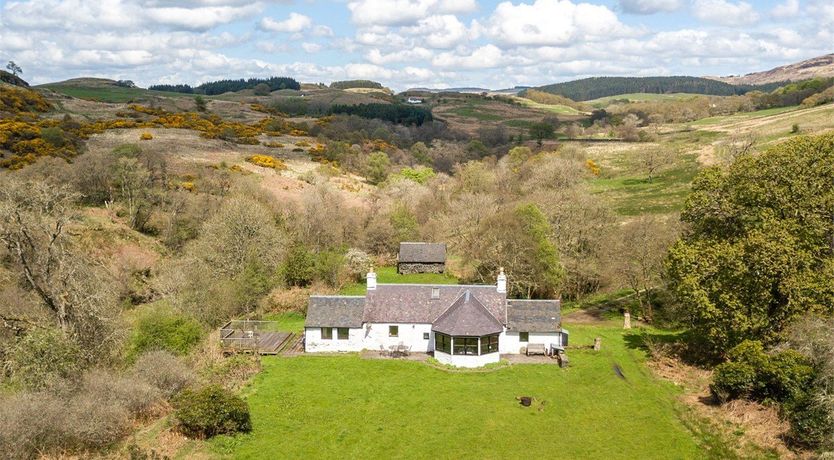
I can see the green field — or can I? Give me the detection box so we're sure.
[689,105,800,126]
[208,325,733,459]
[587,93,701,107]
[511,96,585,115]
[339,266,458,295]
[38,83,189,103]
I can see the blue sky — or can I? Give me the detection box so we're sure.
[0,0,830,90]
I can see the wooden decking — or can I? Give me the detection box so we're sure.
[219,322,295,355]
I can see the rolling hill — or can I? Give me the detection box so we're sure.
[714,53,834,85]
[532,76,783,102]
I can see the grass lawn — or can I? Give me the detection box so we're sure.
[339,266,458,295]
[209,324,719,459]
[587,93,701,107]
[261,312,307,333]
[688,105,799,126]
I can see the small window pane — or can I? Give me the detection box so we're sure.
[519,332,529,343]
[337,328,349,340]
[423,332,430,340]
[389,325,399,337]
[434,333,451,354]
[321,327,332,340]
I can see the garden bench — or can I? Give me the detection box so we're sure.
[526,343,546,356]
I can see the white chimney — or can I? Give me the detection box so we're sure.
[497,267,507,294]
[367,268,377,291]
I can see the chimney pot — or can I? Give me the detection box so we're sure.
[367,268,377,291]
[497,267,507,294]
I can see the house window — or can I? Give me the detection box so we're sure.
[434,333,451,354]
[480,334,499,354]
[423,332,430,340]
[431,288,440,299]
[321,327,332,340]
[389,325,399,337]
[337,328,349,340]
[519,332,529,343]
[453,337,479,356]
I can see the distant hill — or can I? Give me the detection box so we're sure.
[713,53,834,85]
[534,76,783,102]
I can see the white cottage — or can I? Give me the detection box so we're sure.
[304,269,567,368]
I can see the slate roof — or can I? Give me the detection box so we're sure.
[432,291,504,336]
[305,296,365,328]
[398,242,447,264]
[506,299,561,333]
[363,284,507,324]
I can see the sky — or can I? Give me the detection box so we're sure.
[0,0,831,91]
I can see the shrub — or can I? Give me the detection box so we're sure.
[173,385,252,439]
[246,154,287,170]
[344,248,371,282]
[133,350,194,398]
[760,349,815,402]
[784,394,834,449]
[81,370,161,419]
[140,132,153,140]
[7,328,86,390]
[128,306,204,360]
[711,361,757,402]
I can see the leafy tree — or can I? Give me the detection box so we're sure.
[6,60,22,76]
[365,151,390,185]
[253,83,271,96]
[194,95,207,112]
[529,122,554,147]
[666,134,834,356]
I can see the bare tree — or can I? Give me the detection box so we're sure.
[637,146,676,182]
[0,178,119,358]
[608,215,679,321]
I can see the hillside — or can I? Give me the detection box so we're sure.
[534,76,782,102]
[715,53,834,85]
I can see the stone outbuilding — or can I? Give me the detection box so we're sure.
[397,242,446,274]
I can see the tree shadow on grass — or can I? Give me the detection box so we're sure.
[623,329,718,367]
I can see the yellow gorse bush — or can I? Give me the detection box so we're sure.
[246,154,287,170]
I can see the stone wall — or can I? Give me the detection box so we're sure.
[397,262,445,274]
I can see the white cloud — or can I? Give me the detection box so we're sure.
[312,25,334,37]
[366,47,434,64]
[347,0,477,26]
[692,0,760,26]
[770,0,799,19]
[402,15,474,48]
[301,42,323,53]
[484,0,638,47]
[433,44,505,69]
[619,0,683,14]
[259,12,313,33]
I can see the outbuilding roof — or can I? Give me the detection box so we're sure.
[398,242,446,264]
[506,299,561,333]
[305,296,365,328]
[431,291,504,336]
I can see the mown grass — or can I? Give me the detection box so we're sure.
[209,324,726,459]
[261,312,306,333]
[339,266,458,295]
[39,84,189,103]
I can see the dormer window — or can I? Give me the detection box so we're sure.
[431,288,440,299]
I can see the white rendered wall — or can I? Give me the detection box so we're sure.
[304,327,365,352]
[435,350,500,368]
[500,331,564,354]
[363,323,433,353]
